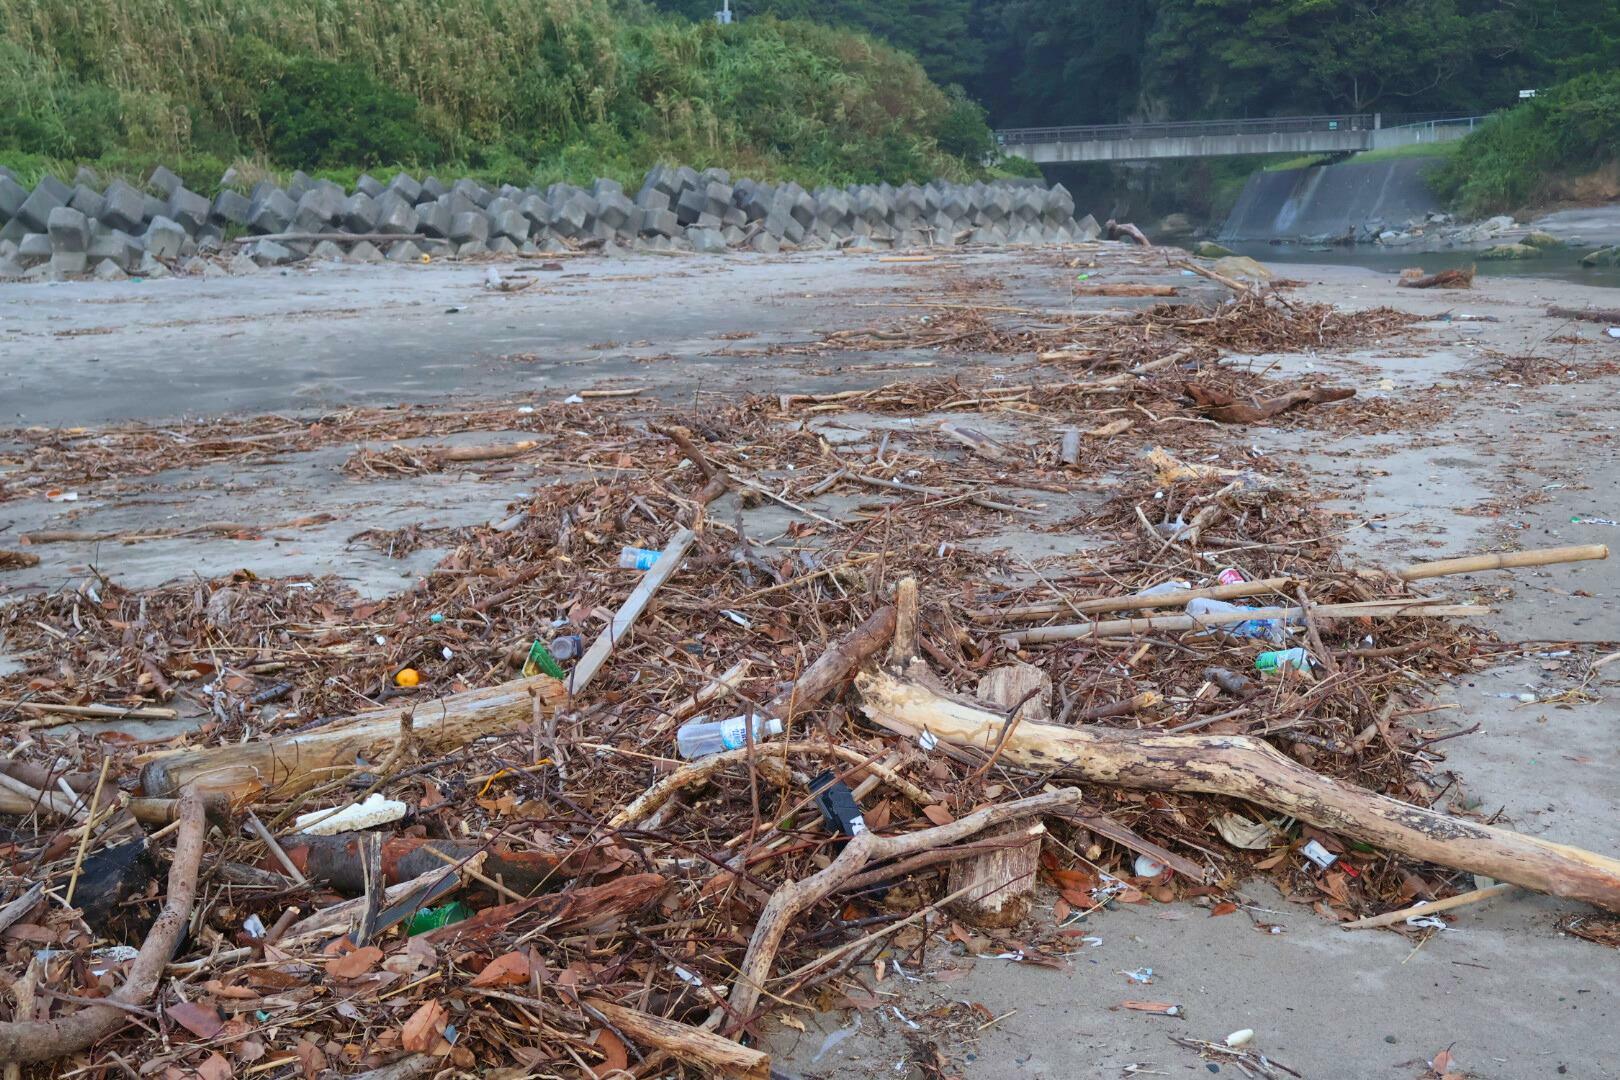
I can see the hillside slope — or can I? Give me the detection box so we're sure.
[0,0,991,189]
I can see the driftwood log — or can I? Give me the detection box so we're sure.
[1398,266,1475,289]
[1184,381,1356,423]
[137,676,570,799]
[861,580,1620,912]
[1548,304,1620,324]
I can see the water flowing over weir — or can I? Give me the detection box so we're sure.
[1220,156,1445,243]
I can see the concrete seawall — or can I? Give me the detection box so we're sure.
[1219,156,1445,242]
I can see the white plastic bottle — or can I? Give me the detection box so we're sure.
[675,714,784,759]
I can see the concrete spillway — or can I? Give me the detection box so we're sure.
[1219,156,1446,242]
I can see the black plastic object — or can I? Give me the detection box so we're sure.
[810,770,867,837]
[75,838,159,939]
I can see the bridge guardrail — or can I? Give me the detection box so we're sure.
[996,114,1375,145]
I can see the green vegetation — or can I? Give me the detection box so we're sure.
[0,0,997,189]
[1263,142,1460,172]
[1436,71,1620,215]
[652,1,1620,128]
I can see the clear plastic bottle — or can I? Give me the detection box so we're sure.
[1186,597,1287,643]
[675,714,785,759]
[618,546,662,570]
[1136,579,1193,598]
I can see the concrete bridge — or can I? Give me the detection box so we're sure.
[997,114,1483,163]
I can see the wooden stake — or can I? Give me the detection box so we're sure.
[946,665,1049,926]
[567,528,696,696]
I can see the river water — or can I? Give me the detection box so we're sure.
[1227,241,1620,289]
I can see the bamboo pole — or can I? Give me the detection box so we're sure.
[1004,599,1488,646]
[0,700,179,720]
[968,577,1295,623]
[1397,544,1607,581]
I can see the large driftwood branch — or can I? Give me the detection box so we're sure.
[857,668,1620,911]
[727,788,1082,1031]
[138,677,569,799]
[0,789,205,1062]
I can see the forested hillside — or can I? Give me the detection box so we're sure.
[655,0,1620,126]
[0,0,992,188]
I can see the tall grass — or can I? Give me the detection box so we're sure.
[0,0,988,188]
[1435,71,1620,216]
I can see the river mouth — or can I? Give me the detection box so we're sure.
[1227,240,1620,289]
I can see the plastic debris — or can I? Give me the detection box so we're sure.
[675,713,784,759]
[1134,854,1167,878]
[405,902,471,936]
[811,770,867,836]
[1255,647,1313,673]
[1299,839,1338,870]
[292,793,409,836]
[618,545,662,570]
[811,1016,862,1063]
[523,640,567,679]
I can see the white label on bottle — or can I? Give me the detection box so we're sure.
[718,717,750,750]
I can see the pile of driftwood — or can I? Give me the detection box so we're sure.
[2,278,1617,1078]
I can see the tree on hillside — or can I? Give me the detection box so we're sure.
[647,0,983,88]
[969,0,1154,126]
[1145,0,1533,118]
[647,0,1620,126]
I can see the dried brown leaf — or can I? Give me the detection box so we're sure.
[401,999,448,1053]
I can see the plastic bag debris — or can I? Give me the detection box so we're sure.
[1211,812,1279,850]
